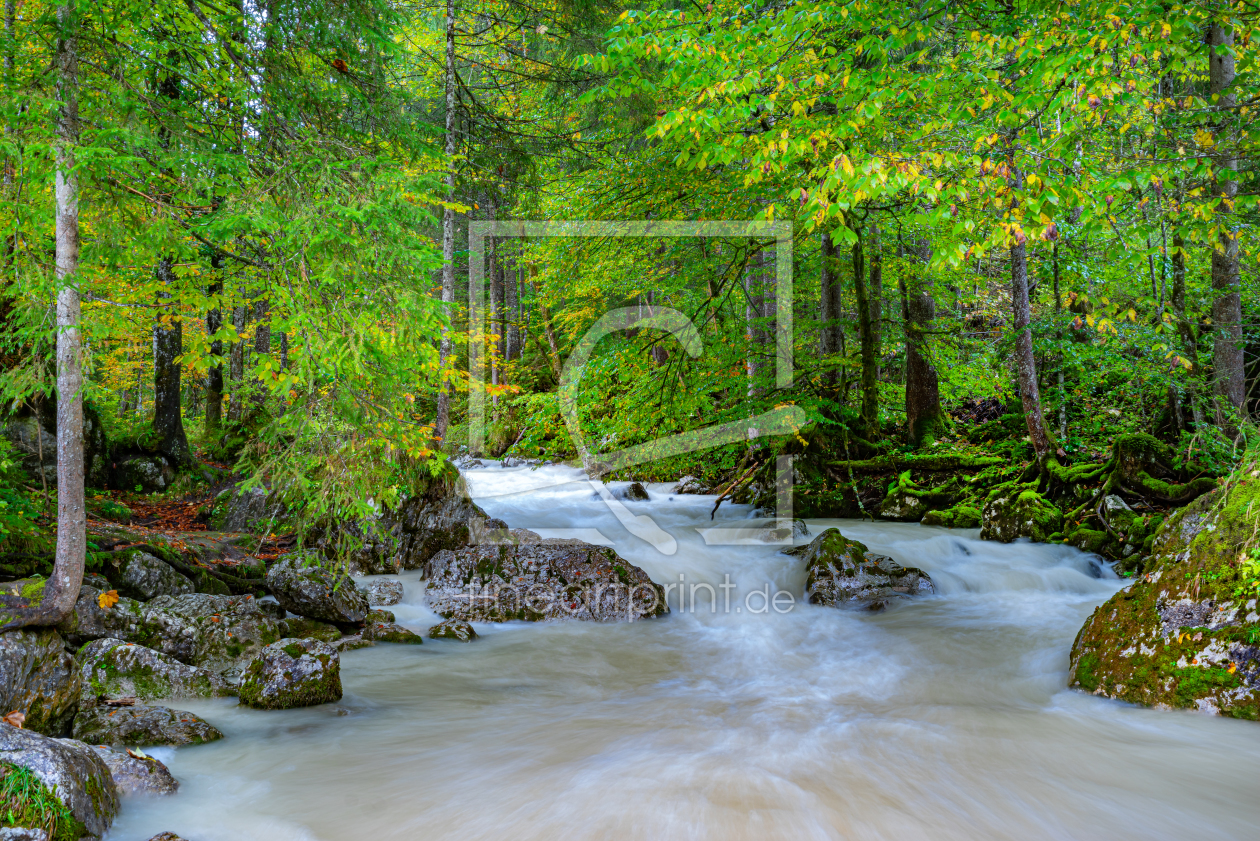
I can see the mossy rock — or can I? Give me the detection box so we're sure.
[238,638,342,710]
[278,617,342,644]
[980,489,1062,543]
[1068,472,1260,720]
[922,503,982,529]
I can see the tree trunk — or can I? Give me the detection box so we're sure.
[852,231,879,436]
[1011,235,1055,460]
[434,0,457,443]
[227,304,247,422]
[819,231,842,386]
[6,0,83,629]
[205,268,223,435]
[868,225,882,382]
[904,240,942,445]
[504,241,520,363]
[745,246,769,397]
[1171,231,1204,427]
[487,209,501,397]
[152,257,190,465]
[1207,22,1245,429]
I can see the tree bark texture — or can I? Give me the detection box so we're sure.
[1207,22,1245,426]
[434,0,457,443]
[852,232,878,435]
[1011,237,1054,460]
[904,240,942,445]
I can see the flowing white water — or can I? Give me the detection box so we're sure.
[110,463,1260,840]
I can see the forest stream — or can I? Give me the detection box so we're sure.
[106,463,1260,841]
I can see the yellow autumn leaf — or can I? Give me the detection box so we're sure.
[98,589,119,609]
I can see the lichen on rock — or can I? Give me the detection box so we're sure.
[266,557,369,626]
[76,639,231,703]
[0,627,81,737]
[72,703,224,747]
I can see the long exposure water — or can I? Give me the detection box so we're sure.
[109,463,1260,840]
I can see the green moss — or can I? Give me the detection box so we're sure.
[281,642,306,659]
[921,503,981,528]
[0,762,86,841]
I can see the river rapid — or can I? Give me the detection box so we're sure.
[110,463,1260,840]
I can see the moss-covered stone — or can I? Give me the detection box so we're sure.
[922,503,982,528]
[278,617,342,644]
[72,703,224,747]
[76,639,232,702]
[238,638,342,710]
[0,626,81,736]
[1068,466,1260,720]
[801,528,934,610]
[428,619,477,642]
[980,489,1062,543]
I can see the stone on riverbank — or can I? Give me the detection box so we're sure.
[0,725,120,839]
[0,626,80,736]
[72,704,223,747]
[77,639,231,702]
[105,551,193,601]
[58,589,283,674]
[1069,483,1260,719]
[426,540,669,623]
[266,558,369,626]
[90,746,178,797]
[802,528,934,610]
[238,639,342,710]
[278,617,342,644]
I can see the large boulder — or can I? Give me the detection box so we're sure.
[980,488,1062,543]
[77,639,231,702]
[58,588,283,674]
[0,725,120,838]
[2,401,108,488]
[90,746,178,797]
[238,639,342,710]
[801,528,935,610]
[204,485,287,534]
[0,625,80,736]
[425,539,669,623]
[1069,483,1260,719]
[112,455,175,494]
[266,558,369,626]
[72,703,223,747]
[104,551,194,601]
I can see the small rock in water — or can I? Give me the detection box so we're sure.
[801,528,934,610]
[363,579,404,606]
[671,475,708,494]
[428,620,478,642]
[364,608,396,624]
[618,482,650,501]
[73,703,224,747]
[362,622,424,644]
[239,638,342,710]
[91,745,179,797]
[146,833,191,841]
[335,635,373,653]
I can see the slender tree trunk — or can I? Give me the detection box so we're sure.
[528,266,561,379]
[504,240,519,363]
[205,267,223,435]
[745,245,769,397]
[1207,22,1245,429]
[434,0,457,442]
[868,224,882,382]
[904,240,942,445]
[852,231,879,436]
[1053,242,1066,441]
[1171,231,1204,427]
[819,231,842,386]
[1011,234,1055,460]
[6,0,82,629]
[487,208,501,397]
[228,304,247,422]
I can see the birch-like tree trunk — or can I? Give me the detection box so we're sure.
[6,0,82,628]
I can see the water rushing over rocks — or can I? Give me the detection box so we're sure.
[110,463,1260,840]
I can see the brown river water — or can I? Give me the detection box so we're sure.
[108,463,1260,840]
